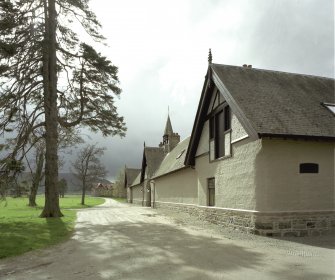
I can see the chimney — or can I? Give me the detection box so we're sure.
[243,64,248,68]
[248,65,252,68]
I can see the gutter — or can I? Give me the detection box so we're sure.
[259,133,335,141]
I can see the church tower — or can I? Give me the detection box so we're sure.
[159,114,180,154]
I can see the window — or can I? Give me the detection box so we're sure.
[176,149,185,159]
[322,102,335,115]
[209,116,214,139]
[215,110,225,158]
[300,163,319,173]
[224,106,231,131]
[208,178,215,206]
[209,105,231,160]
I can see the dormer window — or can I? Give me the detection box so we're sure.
[322,102,335,115]
[176,149,185,159]
[209,105,231,161]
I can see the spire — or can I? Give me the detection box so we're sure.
[208,48,212,64]
[164,114,173,136]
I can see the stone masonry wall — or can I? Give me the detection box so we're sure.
[154,201,335,237]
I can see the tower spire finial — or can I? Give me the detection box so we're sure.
[208,48,212,64]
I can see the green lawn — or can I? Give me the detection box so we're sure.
[112,197,127,203]
[0,195,105,259]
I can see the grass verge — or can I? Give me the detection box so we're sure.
[0,195,105,259]
[112,197,127,203]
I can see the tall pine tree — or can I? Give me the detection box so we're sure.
[0,0,126,217]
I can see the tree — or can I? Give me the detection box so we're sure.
[58,178,67,198]
[26,144,45,206]
[0,0,126,217]
[72,144,106,205]
[0,158,25,199]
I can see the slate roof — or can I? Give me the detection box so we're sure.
[130,172,141,187]
[153,137,190,179]
[185,64,335,166]
[211,64,335,138]
[124,168,141,188]
[143,147,165,178]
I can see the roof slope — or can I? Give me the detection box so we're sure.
[185,64,335,166]
[144,147,165,178]
[125,168,141,187]
[130,172,141,187]
[153,137,190,179]
[211,64,335,138]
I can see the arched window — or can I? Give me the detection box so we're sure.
[299,163,319,173]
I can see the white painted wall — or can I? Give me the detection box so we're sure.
[255,139,335,211]
[196,120,209,156]
[196,138,262,210]
[195,136,335,212]
[154,168,198,204]
[131,184,143,203]
[231,114,248,142]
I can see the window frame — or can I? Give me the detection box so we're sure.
[207,177,215,207]
[208,103,232,162]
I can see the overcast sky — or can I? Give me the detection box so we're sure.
[70,0,334,180]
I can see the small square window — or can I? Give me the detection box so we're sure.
[300,163,319,173]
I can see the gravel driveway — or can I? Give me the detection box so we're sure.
[0,198,334,280]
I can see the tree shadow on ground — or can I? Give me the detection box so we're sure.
[73,221,264,280]
[70,220,333,280]
[1,208,333,280]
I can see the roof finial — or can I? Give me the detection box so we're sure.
[208,48,212,64]
[168,105,170,116]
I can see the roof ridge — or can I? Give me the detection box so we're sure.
[145,146,164,151]
[211,63,334,80]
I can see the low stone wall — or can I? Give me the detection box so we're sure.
[154,201,335,237]
[254,211,335,237]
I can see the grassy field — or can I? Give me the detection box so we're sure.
[0,195,105,259]
[112,197,127,203]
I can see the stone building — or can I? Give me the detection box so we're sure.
[126,55,335,237]
[91,183,113,197]
[124,167,141,203]
[128,120,174,206]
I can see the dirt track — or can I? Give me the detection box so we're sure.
[0,198,334,280]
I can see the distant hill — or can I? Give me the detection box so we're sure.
[17,172,112,193]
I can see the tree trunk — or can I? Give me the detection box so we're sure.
[40,0,62,217]
[29,150,44,207]
[29,188,38,207]
[15,181,21,198]
[81,182,86,205]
